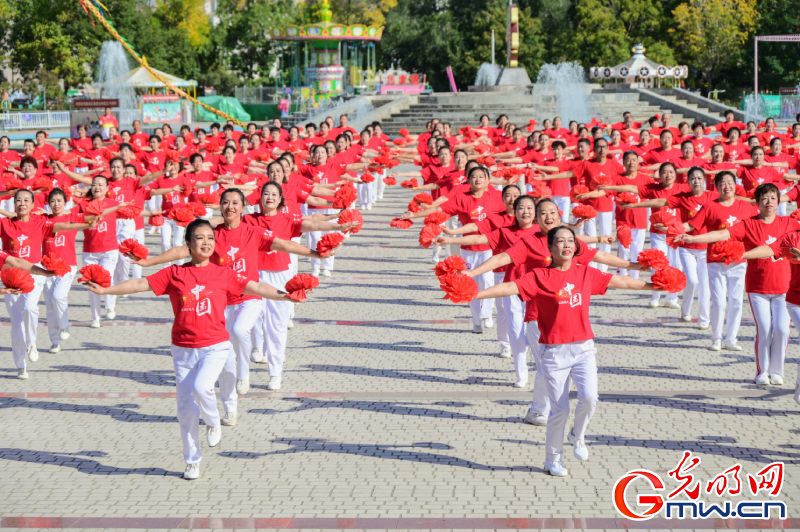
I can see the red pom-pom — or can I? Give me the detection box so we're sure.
[198,191,221,205]
[49,150,64,162]
[531,185,552,198]
[434,256,468,277]
[734,185,748,198]
[182,182,194,198]
[117,204,143,220]
[400,179,418,189]
[589,174,612,190]
[424,211,449,225]
[383,177,397,186]
[570,185,590,203]
[78,264,112,287]
[780,231,800,263]
[390,217,413,229]
[572,204,598,220]
[419,223,442,249]
[477,156,496,167]
[168,207,196,227]
[360,173,375,183]
[338,209,363,234]
[33,178,52,191]
[616,225,632,248]
[651,266,687,293]
[188,202,207,217]
[333,183,357,209]
[119,238,149,260]
[149,215,165,227]
[399,127,410,137]
[665,220,686,249]
[649,209,676,226]
[41,253,70,277]
[4,178,25,192]
[413,193,433,206]
[317,232,345,255]
[83,200,105,217]
[164,150,181,164]
[791,210,800,221]
[617,192,638,205]
[638,249,670,270]
[205,140,221,153]
[709,240,745,265]
[1,267,34,293]
[439,272,479,303]
[284,273,320,301]
[407,200,423,213]
[474,144,491,154]
[101,148,114,161]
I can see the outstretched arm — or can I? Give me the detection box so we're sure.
[674,228,732,245]
[83,278,152,296]
[475,281,520,300]
[466,252,513,277]
[132,245,190,267]
[607,275,653,290]
[242,280,298,302]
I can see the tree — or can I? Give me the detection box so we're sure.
[155,0,211,48]
[671,0,758,89]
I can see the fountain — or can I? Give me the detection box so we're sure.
[95,41,139,133]
[534,62,590,123]
[474,63,500,86]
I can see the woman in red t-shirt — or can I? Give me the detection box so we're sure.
[245,181,358,390]
[472,225,658,477]
[85,218,304,480]
[676,183,799,385]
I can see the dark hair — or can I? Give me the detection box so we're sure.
[14,189,34,202]
[727,127,741,137]
[465,160,480,172]
[185,219,214,244]
[687,166,705,181]
[512,194,536,211]
[189,153,203,164]
[223,146,237,156]
[20,155,37,169]
[659,162,677,175]
[714,170,736,190]
[124,164,138,174]
[770,136,783,148]
[681,140,694,149]
[577,138,592,148]
[48,187,67,203]
[547,225,575,248]
[109,157,124,168]
[724,110,735,117]
[551,140,567,150]
[754,182,780,202]
[220,187,247,206]
[437,145,451,156]
[750,145,766,156]
[91,133,103,142]
[305,122,316,130]
[119,142,133,153]
[691,122,705,130]
[502,184,521,199]
[211,122,221,130]
[92,175,109,187]
[659,129,674,139]
[622,150,639,161]
[467,165,489,182]
[535,197,558,215]
[261,180,285,210]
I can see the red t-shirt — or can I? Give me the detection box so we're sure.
[687,198,758,264]
[727,215,800,294]
[716,121,747,137]
[573,159,623,212]
[108,177,141,204]
[484,224,539,275]
[130,133,149,148]
[665,191,718,250]
[421,163,455,200]
[612,173,651,230]
[297,162,347,210]
[637,182,690,234]
[739,165,782,193]
[690,137,715,157]
[0,216,54,263]
[148,263,250,348]
[77,197,118,253]
[515,263,612,345]
[543,159,573,196]
[439,188,506,251]
[672,157,707,183]
[243,212,303,271]
[183,171,216,204]
[701,162,738,191]
[210,222,275,305]
[777,232,800,306]
[722,142,748,162]
[137,150,165,174]
[642,147,682,166]
[152,174,190,214]
[41,212,84,266]
[131,187,153,231]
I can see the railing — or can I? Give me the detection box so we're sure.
[235,87,282,104]
[0,111,71,131]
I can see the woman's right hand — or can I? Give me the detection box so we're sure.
[82,281,107,295]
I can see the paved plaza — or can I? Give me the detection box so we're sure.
[2,175,800,530]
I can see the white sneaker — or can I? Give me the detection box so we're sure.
[665,301,681,309]
[544,459,568,477]
[311,268,320,277]
[499,347,512,359]
[513,379,528,388]
[709,340,722,352]
[431,255,440,263]
[568,427,589,461]
[236,377,249,395]
[723,341,742,351]
[682,314,692,322]
[27,346,38,363]
[221,412,238,426]
[366,205,372,210]
[251,347,264,363]
[648,299,660,308]
[472,323,484,334]
[795,383,800,405]
[106,309,116,320]
[90,320,101,328]
[60,328,71,341]
[321,269,331,277]
[147,227,157,235]
[698,323,710,330]
[49,344,61,354]
[482,317,494,329]
[183,463,200,480]
[206,425,221,447]
[770,374,784,385]
[523,411,547,426]
[287,319,294,329]
[267,376,282,390]
[755,374,770,385]
[17,368,28,380]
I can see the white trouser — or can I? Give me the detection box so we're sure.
[131,228,146,279]
[222,298,262,380]
[462,249,495,326]
[376,169,386,199]
[541,339,599,463]
[289,237,300,321]
[112,219,136,308]
[786,303,800,387]
[748,292,790,379]
[649,234,680,304]
[584,211,613,272]
[616,228,646,279]
[82,251,119,320]
[161,219,187,264]
[552,196,570,223]
[678,247,710,325]
[496,274,528,383]
[357,181,371,209]
[445,217,459,258]
[44,266,77,346]
[779,188,790,216]
[6,272,46,369]
[707,262,746,343]
[252,269,292,377]
[527,321,549,416]
[172,341,230,464]
[308,208,335,271]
